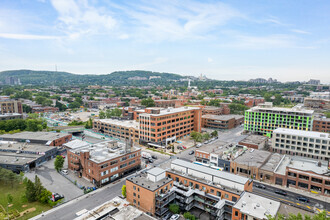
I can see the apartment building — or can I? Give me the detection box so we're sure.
[139,107,201,145]
[126,159,253,219]
[93,119,139,143]
[201,106,224,115]
[0,99,23,114]
[272,128,330,161]
[244,102,314,137]
[68,140,141,186]
[202,114,244,130]
[313,117,330,133]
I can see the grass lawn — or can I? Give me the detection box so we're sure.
[0,183,51,220]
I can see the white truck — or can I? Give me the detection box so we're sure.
[141,152,152,159]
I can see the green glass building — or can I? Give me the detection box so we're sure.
[244,103,314,137]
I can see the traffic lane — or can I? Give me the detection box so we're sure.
[253,185,330,212]
[176,146,196,161]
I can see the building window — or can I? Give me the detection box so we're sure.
[133,193,136,197]
[217,191,221,197]
[224,194,229,198]
[232,196,237,202]
[133,199,136,204]
[235,211,238,217]
[210,189,214,193]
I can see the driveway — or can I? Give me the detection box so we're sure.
[25,158,84,202]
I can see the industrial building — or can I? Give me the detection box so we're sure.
[238,135,269,150]
[67,140,141,186]
[244,102,314,137]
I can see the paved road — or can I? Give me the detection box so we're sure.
[252,182,330,214]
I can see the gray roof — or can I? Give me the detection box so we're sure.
[0,131,71,142]
[172,159,249,185]
[239,135,268,145]
[127,172,172,191]
[63,139,89,149]
[233,149,271,168]
[202,114,244,121]
[273,128,329,140]
[147,167,165,176]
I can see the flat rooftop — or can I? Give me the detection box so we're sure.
[195,140,230,155]
[273,128,329,140]
[0,152,41,166]
[260,153,284,172]
[275,156,329,175]
[247,105,314,114]
[95,119,139,129]
[239,135,268,145]
[71,141,140,164]
[127,170,172,192]
[0,113,22,117]
[0,131,70,142]
[140,106,200,117]
[233,149,271,168]
[63,139,89,150]
[233,192,280,219]
[202,114,244,121]
[0,141,56,153]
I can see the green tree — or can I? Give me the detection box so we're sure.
[273,94,282,105]
[190,131,203,145]
[203,133,210,141]
[211,130,218,137]
[169,203,180,214]
[264,93,272,102]
[54,155,64,172]
[85,118,93,129]
[121,185,126,198]
[99,111,106,119]
[25,179,36,202]
[34,175,44,200]
[39,189,52,204]
[141,98,155,107]
[183,212,196,220]
[23,104,32,113]
[326,112,330,118]
[55,101,67,111]
[7,194,13,204]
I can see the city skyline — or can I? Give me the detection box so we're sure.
[0,0,329,82]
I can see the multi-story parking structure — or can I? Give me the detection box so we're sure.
[244,102,314,137]
[139,107,201,145]
[271,128,330,161]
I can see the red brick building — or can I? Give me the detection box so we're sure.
[313,118,330,133]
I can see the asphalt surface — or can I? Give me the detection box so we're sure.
[252,183,330,214]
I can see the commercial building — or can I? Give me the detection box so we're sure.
[32,106,59,114]
[232,192,280,220]
[238,135,269,150]
[0,99,23,114]
[313,117,330,133]
[202,114,244,130]
[244,102,314,137]
[126,159,253,219]
[0,113,23,121]
[93,119,139,143]
[201,106,224,116]
[154,99,184,108]
[304,98,330,110]
[68,140,141,186]
[139,107,201,145]
[274,156,330,196]
[271,128,330,161]
[0,131,72,146]
[0,141,58,172]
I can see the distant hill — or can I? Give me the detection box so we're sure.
[0,69,186,86]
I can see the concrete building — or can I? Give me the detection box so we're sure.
[154,99,184,108]
[126,159,253,219]
[68,140,141,186]
[304,98,330,110]
[31,106,59,114]
[202,114,244,130]
[0,131,72,146]
[0,141,58,172]
[232,192,280,220]
[139,107,201,146]
[0,113,23,121]
[313,117,330,133]
[93,118,139,143]
[310,92,330,99]
[274,156,330,196]
[244,102,314,137]
[0,99,23,114]
[238,135,269,150]
[201,106,224,116]
[271,128,330,161]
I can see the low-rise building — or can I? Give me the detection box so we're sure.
[238,135,268,150]
[0,131,72,146]
[304,98,330,110]
[0,113,23,121]
[93,118,139,143]
[32,106,59,114]
[313,117,330,133]
[201,106,223,115]
[68,140,141,186]
[271,128,330,161]
[0,99,23,114]
[0,141,59,172]
[202,114,244,130]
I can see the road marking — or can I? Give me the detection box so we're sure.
[306,206,311,209]
[296,203,300,205]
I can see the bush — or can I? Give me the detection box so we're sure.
[169,203,180,214]
[184,212,196,220]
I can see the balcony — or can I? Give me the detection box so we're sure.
[155,207,169,216]
[173,181,189,190]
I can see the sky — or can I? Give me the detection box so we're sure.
[0,0,329,83]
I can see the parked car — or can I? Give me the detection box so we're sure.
[275,189,287,196]
[189,150,194,155]
[254,184,266,189]
[162,212,172,220]
[182,146,186,149]
[170,214,180,220]
[148,158,154,163]
[52,193,64,202]
[61,170,68,175]
[151,155,158,159]
[196,143,202,148]
[296,196,309,203]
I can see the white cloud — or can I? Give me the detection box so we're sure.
[291,29,311,35]
[50,0,116,38]
[0,33,61,40]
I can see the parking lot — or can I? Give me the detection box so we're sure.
[24,157,84,202]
